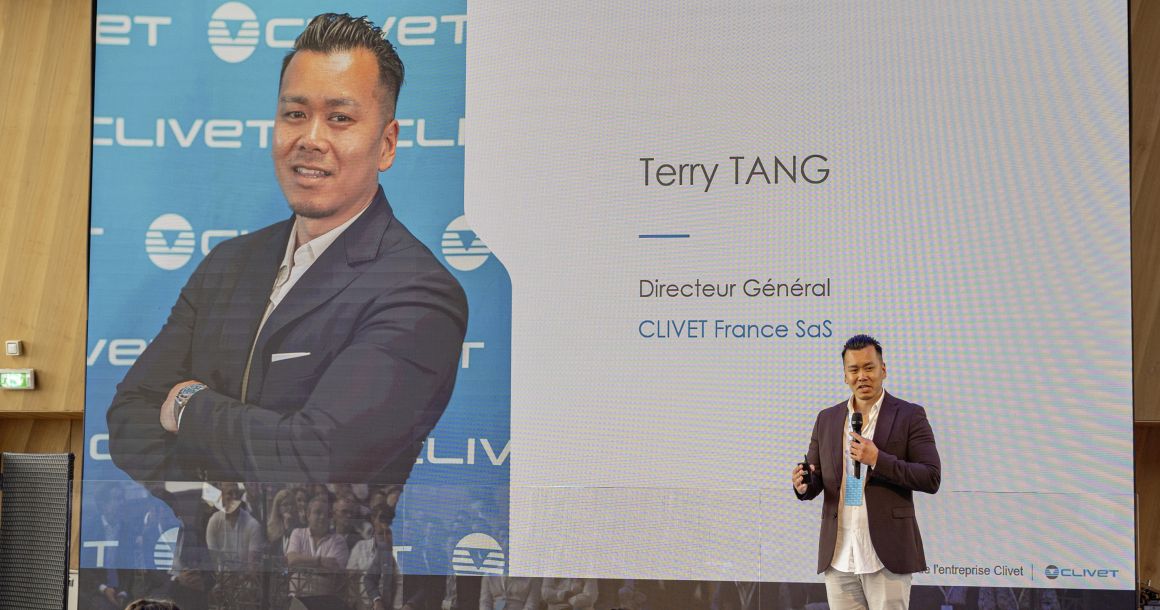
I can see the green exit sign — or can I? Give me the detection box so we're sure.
[0,369,35,390]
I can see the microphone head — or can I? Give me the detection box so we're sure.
[851,412,863,434]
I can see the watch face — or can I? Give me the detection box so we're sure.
[179,384,204,403]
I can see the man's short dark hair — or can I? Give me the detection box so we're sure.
[280,13,405,116]
[842,334,883,360]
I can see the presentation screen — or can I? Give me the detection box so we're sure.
[469,0,1133,597]
[80,1,1133,609]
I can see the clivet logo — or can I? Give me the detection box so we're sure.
[1045,563,1120,579]
[208,2,261,63]
[451,533,505,575]
[441,215,492,272]
[144,214,250,270]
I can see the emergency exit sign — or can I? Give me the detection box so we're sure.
[0,369,35,390]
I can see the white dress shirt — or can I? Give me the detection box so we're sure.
[831,391,885,574]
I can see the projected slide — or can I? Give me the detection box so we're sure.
[466,0,1133,592]
[79,1,1132,609]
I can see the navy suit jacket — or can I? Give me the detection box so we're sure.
[107,188,468,486]
[796,391,941,574]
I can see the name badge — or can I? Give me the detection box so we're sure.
[844,472,863,506]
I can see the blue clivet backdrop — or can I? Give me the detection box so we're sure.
[84,0,509,578]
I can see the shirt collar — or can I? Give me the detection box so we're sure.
[280,198,373,273]
[846,390,884,426]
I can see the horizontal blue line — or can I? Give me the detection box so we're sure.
[638,234,690,239]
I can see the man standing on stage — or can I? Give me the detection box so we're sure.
[792,335,941,610]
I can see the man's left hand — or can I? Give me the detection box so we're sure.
[160,380,205,433]
[849,431,879,468]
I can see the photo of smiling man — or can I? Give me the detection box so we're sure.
[106,11,467,497]
[81,3,510,608]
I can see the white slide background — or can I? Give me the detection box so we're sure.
[466,1,1131,588]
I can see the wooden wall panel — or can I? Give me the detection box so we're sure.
[1133,0,1160,592]
[1133,0,1160,422]
[0,0,91,416]
[0,0,92,571]
[1138,426,1160,589]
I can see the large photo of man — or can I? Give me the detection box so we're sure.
[84,4,509,609]
[106,12,467,489]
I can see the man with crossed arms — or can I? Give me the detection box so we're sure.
[107,13,467,490]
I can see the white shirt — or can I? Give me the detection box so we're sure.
[831,391,884,574]
[263,204,371,329]
[235,202,370,407]
[205,508,264,569]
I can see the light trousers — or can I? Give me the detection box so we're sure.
[824,567,912,610]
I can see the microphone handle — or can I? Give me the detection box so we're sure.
[853,424,861,478]
[852,413,863,479]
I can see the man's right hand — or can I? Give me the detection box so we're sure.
[792,463,816,494]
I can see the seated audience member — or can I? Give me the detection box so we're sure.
[336,495,371,551]
[353,505,409,610]
[294,486,311,526]
[268,487,304,556]
[542,578,598,610]
[287,495,350,597]
[480,576,541,610]
[205,482,264,571]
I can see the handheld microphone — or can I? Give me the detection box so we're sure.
[851,412,863,479]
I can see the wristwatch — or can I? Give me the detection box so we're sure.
[173,383,207,431]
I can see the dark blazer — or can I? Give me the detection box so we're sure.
[796,391,940,574]
[107,188,468,486]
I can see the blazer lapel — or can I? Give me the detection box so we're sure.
[246,190,395,396]
[870,391,900,478]
[214,220,289,397]
[828,403,846,484]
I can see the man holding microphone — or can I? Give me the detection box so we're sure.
[793,335,941,610]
